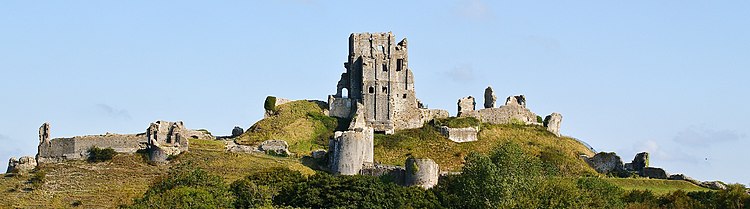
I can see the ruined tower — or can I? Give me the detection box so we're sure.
[329,32,447,134]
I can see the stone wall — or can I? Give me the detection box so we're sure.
[439,126,479,143]
[36,121,197,163]
[328,95,352,118]
[147,121,191,162]
[360,164,406,185]
[461,105,538,125]
[38,133,147,163]
[457,96,476,117]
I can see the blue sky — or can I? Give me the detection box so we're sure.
[1,1,748,184]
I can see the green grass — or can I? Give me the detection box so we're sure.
[603,178,711,195]
[374,123,598,176]
[236,100,344,155]
[0,139,314,208]
[432,117,481,128]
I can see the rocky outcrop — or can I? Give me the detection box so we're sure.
[543,113,562,137]
[259,140,291,156]
[700,181,728,190]
[484,86,496,108]
[404,158,440,189]
[668,174,701,185]
[641,167,668,179]
[457,96,476,117]
[225,140,259,153]
[6,156,36,174]
[231,126,244,137]
[625,152,649,173]
[584,152,625,175]
[439,126,479,143]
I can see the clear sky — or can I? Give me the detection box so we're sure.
[1,1,747,184]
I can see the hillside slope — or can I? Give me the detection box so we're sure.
[235,100,347,155]
[374,123,598,176]
[0,139,313,208]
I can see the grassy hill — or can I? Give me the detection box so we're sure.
[375,122,598,176]
[235,100,347,155]
[0,139,313,208]
[1,103,722,208]
[604,178,711,195]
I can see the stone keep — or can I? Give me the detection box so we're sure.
[328,32,448,134]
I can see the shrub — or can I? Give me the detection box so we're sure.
[29,171,46,189]
[537,115,544,123]
[125,164,234,209]
[88,146,117,163]
[230,179,273,208]
[264,96,277,112]
[274,173,441,208]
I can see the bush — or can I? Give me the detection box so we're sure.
[125,164,234,209]
[29,171,46,189]
[264,96,277,112]
[230,179,273,208]
[433,143,624,208]
[274,173,441,208]
[88,146,117,163]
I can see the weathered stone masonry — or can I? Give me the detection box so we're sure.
[328,32,448,134]
[35,121,209,164]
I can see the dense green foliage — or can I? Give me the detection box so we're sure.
[263,96,277,112]
[125,164,234,209]
[87,147,117,163]
[124,144,750,209]
[432,117,481,128]
[275,173,441,209]
[433,142,624,208]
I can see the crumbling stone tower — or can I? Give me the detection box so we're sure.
[329,32,446,134]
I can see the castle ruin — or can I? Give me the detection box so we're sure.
[328,32,449,134]
[35,121,210,164]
